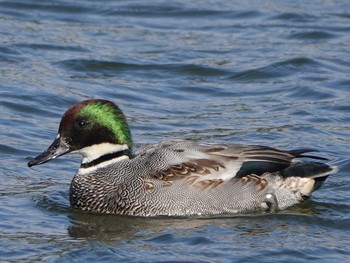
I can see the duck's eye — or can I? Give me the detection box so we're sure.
[75,119,88,129]
[79,120,86,127]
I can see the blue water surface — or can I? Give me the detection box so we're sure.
[1,0,350,262]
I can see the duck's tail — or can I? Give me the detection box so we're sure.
[280,163,338,199]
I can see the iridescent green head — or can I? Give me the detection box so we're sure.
[28,99,132,167]
[59,99,132,149]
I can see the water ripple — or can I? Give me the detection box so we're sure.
[0,1,92,17]
[289,31,337,40]
[229,57,320,81]
[14,43,90,53]
[56,59,230,77]
[270,12,318,22]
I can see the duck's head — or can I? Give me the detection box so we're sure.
[28,99,132,168]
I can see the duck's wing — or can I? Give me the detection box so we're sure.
[139,141,319,185]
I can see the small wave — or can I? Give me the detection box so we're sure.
[56,59,230,77]
[229,57,320,82]
[289,31,337,40]
[32,190,71,214]
[269,12,317,22]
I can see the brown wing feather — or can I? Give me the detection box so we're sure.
[151,159,226,181]
[147,142,316,191]
[240,174,268,191]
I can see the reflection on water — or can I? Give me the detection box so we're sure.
[66,202,319,240]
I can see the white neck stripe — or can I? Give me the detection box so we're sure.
[76,143,129,164]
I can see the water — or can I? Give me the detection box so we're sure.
[1,0,350,262]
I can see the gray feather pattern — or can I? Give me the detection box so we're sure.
[69,140,337,216]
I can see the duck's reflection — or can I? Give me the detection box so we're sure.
[67,200,317,241]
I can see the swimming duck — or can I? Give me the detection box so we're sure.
[28,99,338,216]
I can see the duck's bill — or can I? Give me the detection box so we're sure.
[27,136,71,167]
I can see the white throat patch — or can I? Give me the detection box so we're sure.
[76,143,129,164]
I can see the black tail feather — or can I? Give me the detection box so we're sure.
[281,162,335,179]
[288,149,329,161]
[313,175,329,191]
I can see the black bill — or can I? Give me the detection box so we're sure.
[27,136,71,167]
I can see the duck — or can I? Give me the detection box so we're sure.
[28,99,338,216]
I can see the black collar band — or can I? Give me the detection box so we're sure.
[80,149,131,169]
